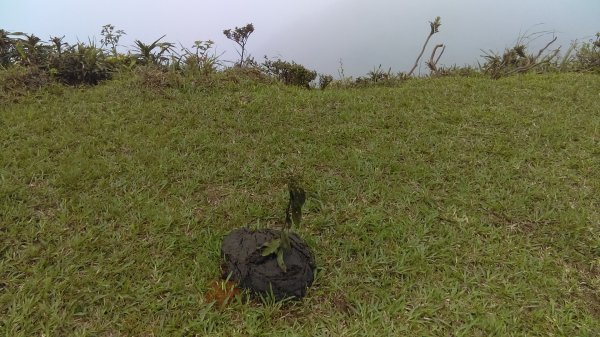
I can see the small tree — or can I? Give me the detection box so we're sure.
[100,24,126,56]
[49,36,67,56]
[262,58,317,88]
[262,179,306,272]
[223,23,254,66]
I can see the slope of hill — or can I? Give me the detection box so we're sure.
[1,73,599,336]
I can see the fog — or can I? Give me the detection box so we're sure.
[2,0,598,76]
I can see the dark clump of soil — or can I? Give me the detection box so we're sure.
[221,228,316,301]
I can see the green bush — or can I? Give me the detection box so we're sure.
[435,65,482,77]
[573,33,600,72]
[318,74,333,90]
[0,29,16,67]
[350,66,406,87]
[1,29,117,86]
[132,36,175,66]
[0,30,54,68]
[221,66,270,84]
[132,65,182,90]
[49,43,112,85]
[262,58,317,88]
[105,54,136,71]
[0,65,50,100]
[176,40,221,75]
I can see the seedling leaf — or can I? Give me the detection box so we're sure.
[261,238,281,257]
[276,250,287,273]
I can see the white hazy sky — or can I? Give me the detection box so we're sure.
[2,0,599,76]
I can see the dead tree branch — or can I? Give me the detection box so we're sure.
[504,36,560,76]
[426,44,445,74]
[407,16,441,77]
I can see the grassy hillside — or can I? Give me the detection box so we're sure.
[1,73,599,336]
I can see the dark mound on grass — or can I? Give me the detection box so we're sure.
[221,228,316,301]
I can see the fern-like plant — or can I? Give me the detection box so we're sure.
[133,36,175,66]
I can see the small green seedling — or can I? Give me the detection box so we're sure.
[261,180,306,272]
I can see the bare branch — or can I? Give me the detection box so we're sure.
[534,36,557,61]
[407,16,441,77]
[504,47,560,76]
[433,44,445,65]
[426,44,445,74]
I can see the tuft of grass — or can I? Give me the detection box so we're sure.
[1,73,599,336]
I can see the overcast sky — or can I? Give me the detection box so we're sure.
[2,0,598,76]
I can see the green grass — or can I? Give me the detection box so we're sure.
[1,72,599,336]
